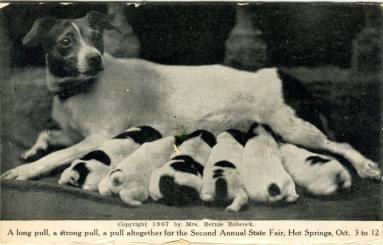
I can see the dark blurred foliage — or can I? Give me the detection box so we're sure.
[1,2,380,67]
[124,3,236,65]
[249,3,379,67]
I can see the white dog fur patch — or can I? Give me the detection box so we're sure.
[241,124,299,203]
[280,143,352,195]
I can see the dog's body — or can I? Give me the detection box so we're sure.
[149,130,216,205]
[2,12,381,182]
[58,125,162,191]
[280,143,352,195]
[98,136,175,206]
[200,130,248,212]
[242,124,298,203]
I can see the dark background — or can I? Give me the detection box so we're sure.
[0,2,382,220]
[2,2,378,67]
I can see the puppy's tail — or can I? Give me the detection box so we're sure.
[215,178,228,201]
[267,182,299,203]
[110,169,125,187]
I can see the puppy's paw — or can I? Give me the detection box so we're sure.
[355,159,381,181]
[122,199,143,207]
[225,204,241,212]
[83,184,98,192]
[98,178,112,196]
[286,194,299,203]
[1,164,40,180]
[200,193,214,202]
[336,170,352,190]
[119,190,143,207]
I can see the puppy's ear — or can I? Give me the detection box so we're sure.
[22,17,56,47]
[86,11,121,33]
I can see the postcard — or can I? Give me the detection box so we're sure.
[0,1,382,244]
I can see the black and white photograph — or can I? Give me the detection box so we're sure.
[0,1,382,222]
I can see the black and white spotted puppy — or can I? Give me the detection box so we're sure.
[149,130,216,206]
[200,129,248,212]
[58,126,161,191]
[241,123,299,203]
[98,136,175,206]
[280,143,352,195]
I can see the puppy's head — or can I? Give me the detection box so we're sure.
[59,161,88,187]
[97,168,125,196]
[23,11,119,87]
[305,157,352,196]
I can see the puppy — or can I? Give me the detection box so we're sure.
[200,129,248,212]
[58,126,161,191]
[98,136,175,206]
[241,123,299,203]
[280,143,352,195]
[149,130,216,205]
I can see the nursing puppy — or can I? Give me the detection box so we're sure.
[280,143,352,195]
[98,136,175,206]
[58,126,161,191]
[149,130,216,205]
[200,129,248,212]
[242,123,299,203]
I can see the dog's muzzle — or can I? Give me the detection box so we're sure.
[85,54,104,75]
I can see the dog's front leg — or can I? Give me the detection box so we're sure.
[21,130,77,160]
[2,135,107,180]
[265,106,382,180]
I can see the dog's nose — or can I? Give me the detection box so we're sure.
[87,54,103,70]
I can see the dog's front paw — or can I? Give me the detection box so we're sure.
[355,159,382,181]
[21,143,49,161]
[1,164,40,180]
[21,149,39,161]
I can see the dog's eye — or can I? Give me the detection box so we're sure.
[60,38,72,47]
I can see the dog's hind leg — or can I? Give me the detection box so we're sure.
[119,184,148,207]
[2,135,107,180]
[225,188,248,212]
[21,130,77,160]
[264,106,381,180]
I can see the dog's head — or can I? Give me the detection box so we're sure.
[23,11,119,86]
[58,150,112,191]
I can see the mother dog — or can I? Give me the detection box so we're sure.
[2,11,381,181]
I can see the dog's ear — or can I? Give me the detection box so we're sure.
[86,11,121,33]
[22,17,56,47]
